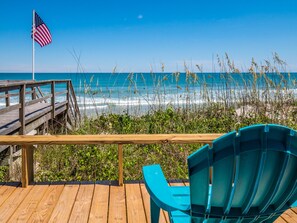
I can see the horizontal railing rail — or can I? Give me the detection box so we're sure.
[0,134,223,145]
[0,80,71,90]
[0,133,223,187]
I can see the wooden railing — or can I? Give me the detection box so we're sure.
[0,134,223,187]
[0,80,81,134]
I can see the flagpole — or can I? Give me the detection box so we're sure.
[32,10,35,80]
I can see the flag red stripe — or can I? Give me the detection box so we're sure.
[31,12,52,47]
[35,32,46,45]
[36,27,49,45]
[39,24,52,43]
[35,37,45,47]
[37,26,50,43]
[34,32,47,46]
[34,32,46,46]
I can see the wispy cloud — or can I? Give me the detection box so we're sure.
[137,14,143,20]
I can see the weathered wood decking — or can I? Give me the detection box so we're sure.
[0,181,295,223]
[0,102,66,136]
[0,80,80,137]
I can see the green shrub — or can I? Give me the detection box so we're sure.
[0,166,9,182]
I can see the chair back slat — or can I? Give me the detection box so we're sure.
[212,155,235,207]
[240,126,269,214]
[187,124,297,221]
[259,153,290,213]
[274,157,297,211]
[224,155,240,215]
[231,150,262,207]
[242,151,267,214]
[188,144,211,213]
[211,132,236,209]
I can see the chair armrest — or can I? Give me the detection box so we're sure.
[142,164,190,213]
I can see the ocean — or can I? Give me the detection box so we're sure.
[0,72,296,115]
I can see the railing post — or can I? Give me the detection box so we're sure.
[51,81,55,119]
[21,145,34,188]
[31,87,36,100]
[19,84,26,135]
[9,146,13,179]
[66,81,70,108]
[118,144,123,186]
[69,81,81,124]
[5,90,10,107]
[66,81,70,130]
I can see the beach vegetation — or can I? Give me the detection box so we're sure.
[2,53,296,182]
[0,166,9,182]
[31,54,297,182]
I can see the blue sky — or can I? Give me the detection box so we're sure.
[0,0,297,72]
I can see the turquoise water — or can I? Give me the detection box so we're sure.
[0,72,296,115]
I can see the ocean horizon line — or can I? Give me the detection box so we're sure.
[0,71,297,75]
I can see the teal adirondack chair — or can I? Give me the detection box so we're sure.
[143,124,297,222]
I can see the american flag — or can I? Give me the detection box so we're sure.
[32,12,52,47]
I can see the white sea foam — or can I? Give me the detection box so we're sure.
[1,87,297,114]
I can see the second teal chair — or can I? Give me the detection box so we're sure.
[143,124,297,222]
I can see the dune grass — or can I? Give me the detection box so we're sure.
[30,54,297,182]
[1,54,295,182]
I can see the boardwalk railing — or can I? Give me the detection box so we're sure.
[0,134,223,187]
[0,80,81,135]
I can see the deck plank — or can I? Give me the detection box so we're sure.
[7,184,49,223]
[109,184,127,223]
[0,182,295,222]
[89,183,110,223]
[126,183,147,223]
[0,185,32,222]
[68,184,94,223]
[274,216,289,223]
[0,182,19,207]
[27,184,64,223]
[48,183,79,223]
[170,181,185,186]
[279,209,297,223]
[140,183,169,223]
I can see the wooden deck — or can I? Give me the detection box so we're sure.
[0,181,296,223]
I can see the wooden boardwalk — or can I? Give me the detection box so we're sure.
[0,181,296,223]
[0,80,80,137]
[0,102,66,136]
